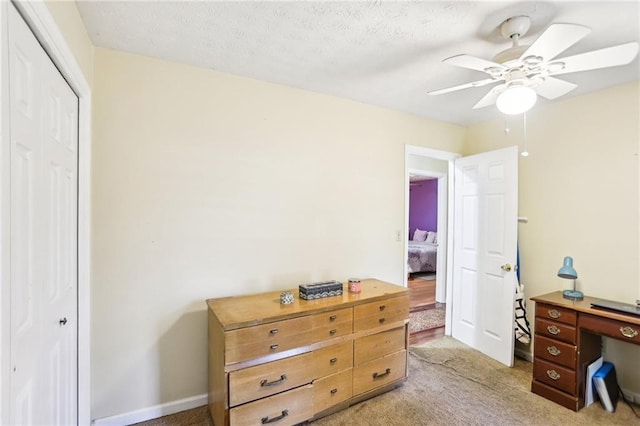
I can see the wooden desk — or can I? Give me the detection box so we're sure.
[531,292,640,411]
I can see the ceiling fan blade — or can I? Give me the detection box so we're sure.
[443,54,506,73]
[428,78,498,96]
[549,42,640,75]
[520,23,591,62]
[534,77,577,100]
[472,86,503,109]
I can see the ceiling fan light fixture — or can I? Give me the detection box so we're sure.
[496,86,537,115]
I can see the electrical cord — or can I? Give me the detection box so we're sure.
[618,385,640,419]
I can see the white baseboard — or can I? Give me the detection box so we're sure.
[621,388,640,405]
[92,393,208,426]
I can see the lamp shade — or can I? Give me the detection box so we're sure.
[558,256,578,279]
[496,86,537,115]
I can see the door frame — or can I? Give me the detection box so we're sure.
[0,1,91,424]
[404,145,460,335]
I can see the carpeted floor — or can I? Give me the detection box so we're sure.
[408,304,445,333]
[134,337,640,425]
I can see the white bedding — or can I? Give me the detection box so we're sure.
[407,240,437,273]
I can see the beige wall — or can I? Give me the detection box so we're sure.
[90,47,465,418]
[464,81,640,392]
[45,0,94,85]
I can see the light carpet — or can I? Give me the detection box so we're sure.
[134,337,639,425]
[408,305,445,333]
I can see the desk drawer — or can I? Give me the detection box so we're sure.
[581,313,640,344]
[533,358,576,395]
[535,303,577,326]
[535,318,577,345]
[534,335,576,369]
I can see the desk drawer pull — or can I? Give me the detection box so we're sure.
[546,325,561,335]
[546,346,561,356]
[330,357,337,364]
[329,329,337,335]
[372,368,391,379]
[269,344,279,351]
[546,370,560,381]
[261,410,288,424]
[379,305,386,311]
[547,309,561,319]
[260,374,287,387]
[269,329,279,335]
[329,315,337,321]
[330,388,338,394]
[379,318,386,324]
[620,326,638,339]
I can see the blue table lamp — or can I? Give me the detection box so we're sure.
[558,256,583,300]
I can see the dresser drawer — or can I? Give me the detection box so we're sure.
[353,350,406,395]
[312,318,353,342]
[229,384,313,426]
[535,303,577,326]
[225,316,312,364]
[312,341,353,379]
[311,307,353,328]
[534,335,576,369]
[229,353,313,407]
[535,318,577,345]
[312,369,353,414]
[533,358,576,395]
[354,327,406,366]
[354,296,409,332]
[580,313,640,344]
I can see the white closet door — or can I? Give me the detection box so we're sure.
[8,3,78,424]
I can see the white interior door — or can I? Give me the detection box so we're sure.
[8,3,78,423]
[451,146,517,367]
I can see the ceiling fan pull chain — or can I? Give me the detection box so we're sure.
[504,115,510,135]
[521,112,529,157]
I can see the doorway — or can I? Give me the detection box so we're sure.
[404,146,460,335]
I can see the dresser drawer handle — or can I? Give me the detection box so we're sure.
[620,326,638,339]
[546,325,561,335]
[329,329,337,335]
[269,329,279,335]
[330,357,337,364]
[269,344,279,351]
[546,370,560,381]
[329,315,337,321]
[372,368,391,379]
[547,309,561,319]
[260,374,287,387]
[330,388,338,394]
[379,318,386,324]
[546,346,561,356]
[261,409,288,424]
[379,305,386,311]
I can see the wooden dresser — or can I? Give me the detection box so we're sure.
[207,279,409,426]
[531,292,640,411]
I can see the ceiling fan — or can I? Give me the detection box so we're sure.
[428,16,640,114]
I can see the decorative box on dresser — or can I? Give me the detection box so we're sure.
[207,279,409,426]
[531,292,640,411]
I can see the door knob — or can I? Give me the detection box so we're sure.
[59,317,68,326]
[501,264,512,272]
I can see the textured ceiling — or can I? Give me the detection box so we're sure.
[76,1,640,126]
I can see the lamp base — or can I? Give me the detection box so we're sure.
[563,289,584,301]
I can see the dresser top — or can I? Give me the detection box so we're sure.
[207,279,408,331]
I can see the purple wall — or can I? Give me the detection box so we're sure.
[409,179,437,238]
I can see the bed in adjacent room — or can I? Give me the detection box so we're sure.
[407,240,438,274]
